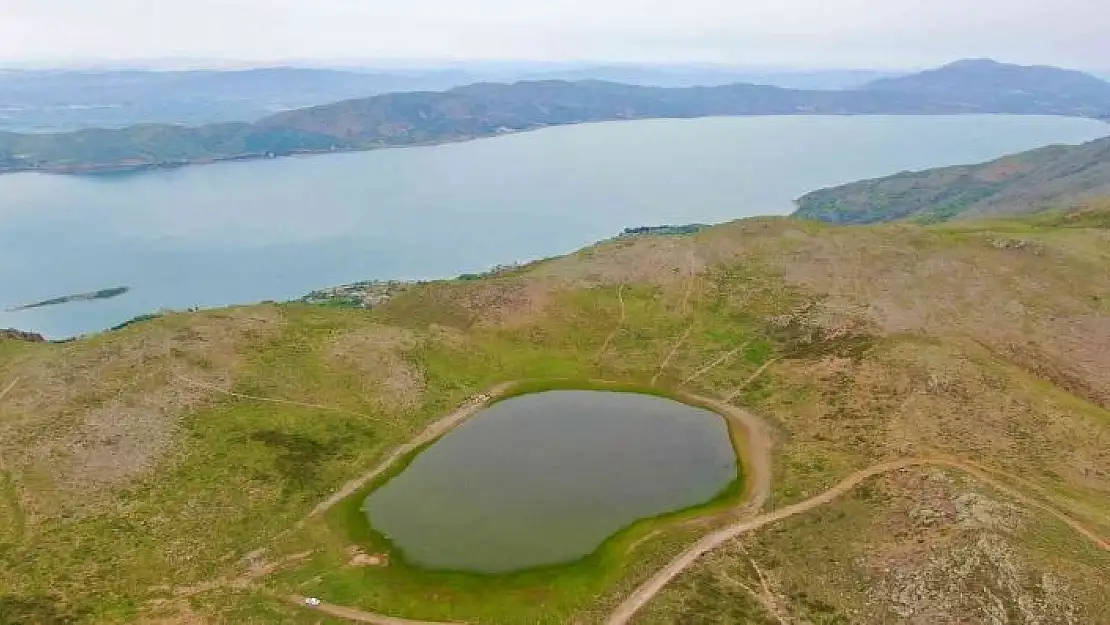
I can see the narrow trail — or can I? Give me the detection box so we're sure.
[301,381,516,525]
[653,252,701,387]
[174,373,391,423]
[596,285,627,361]
[681,343,748,386]
[724,358,780,401]
[679,249,698,317]
[0,377,19,403]
[604,456,1110,625]
[652,326,693,386]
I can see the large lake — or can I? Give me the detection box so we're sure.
[1,115,1106,338]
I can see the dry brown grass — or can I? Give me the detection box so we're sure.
[769,224,1110,409]
[0,306,284,512]
[635,466,1110,624]
[325,325,425,411]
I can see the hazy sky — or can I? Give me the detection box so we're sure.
[1,0,1107,69]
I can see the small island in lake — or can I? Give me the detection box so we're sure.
[6,286,130,312]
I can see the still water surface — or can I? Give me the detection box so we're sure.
[364,390,738,573]
[1,115,1106,338]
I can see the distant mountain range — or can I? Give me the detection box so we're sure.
[0,65,897,132]
[2,59,1108,175]
[793,134,1110,224]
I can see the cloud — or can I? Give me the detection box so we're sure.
[0,0,1107,68]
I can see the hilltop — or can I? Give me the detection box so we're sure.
[794,134,1110,223]
[2,59,1110,174]
[1,208,1108,623]
[861,59,1110,116]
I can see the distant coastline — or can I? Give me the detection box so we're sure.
[4,60,1110,177]
[4,113,1110,178]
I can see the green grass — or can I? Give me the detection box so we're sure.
[5,212,1110,623]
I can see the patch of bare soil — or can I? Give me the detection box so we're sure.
[770,225,1110,410]
[326,325,426,411]
[346,546,389,568]
[866,470,1086,625]
[137,601,213,625]
[464,278,561,328]
[536,237,707,288]
[0,307,284,511]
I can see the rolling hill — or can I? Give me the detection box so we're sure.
[0,65,896,132]
[1,208,1109,623]
[793,135,1110,224]
[2,59,1109,175]
[861,58,1110,117]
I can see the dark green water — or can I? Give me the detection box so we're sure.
[363,390,738,573]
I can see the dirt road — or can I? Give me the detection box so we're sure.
[290,596,464,625]
[604,456,1110,625]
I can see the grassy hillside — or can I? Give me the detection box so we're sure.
[1,210,1108,623]
[3,60,1110,174]
[794,136,1110,224]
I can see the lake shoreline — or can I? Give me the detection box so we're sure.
[4,112,1108,178]
[5,114,1105,339]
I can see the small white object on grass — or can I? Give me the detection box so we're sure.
[305,597,322,607]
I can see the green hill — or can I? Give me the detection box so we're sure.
[1,209,1108,623]
[3,59,1110,175]
[794,135,1110,224]
[861,59,1110,116]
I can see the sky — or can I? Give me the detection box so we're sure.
[1,0,1108,70]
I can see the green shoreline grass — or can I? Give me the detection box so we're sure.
[313,380,750,619]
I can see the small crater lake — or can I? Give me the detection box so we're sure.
[363,390,738,573]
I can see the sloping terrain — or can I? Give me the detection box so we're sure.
[1,209,1108,623]
[794,138,1110,224]
[3,59,1109,174]
[861,58,1110,116]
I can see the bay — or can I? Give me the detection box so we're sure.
[0,114,1106,338]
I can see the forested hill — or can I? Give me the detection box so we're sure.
[793,135,1110,224]
[2,59,1109,175]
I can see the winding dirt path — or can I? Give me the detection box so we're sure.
[604,456,1110,625]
